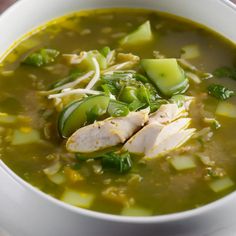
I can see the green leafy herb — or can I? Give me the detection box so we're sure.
[101,151,132,174]
[99,46,111,57]
[208,84,234,100]
[128,100,146,111]
[108,100,130,117]
[149,99,168,112]
[23,48,60,67]
[213,66,236,80]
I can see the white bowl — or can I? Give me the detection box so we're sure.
[0,0,236,235]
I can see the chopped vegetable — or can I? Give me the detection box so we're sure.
[101,151,132,174]
[141,58,189,96]
[48,172,66,185]
[11,128,41,145]
[215,101,236,118]
[213,66,236,80]
[23,48,60,67]
[169,155,196,171]
[208,84,234,100]
[58,95,110,138]
[181,44,200,60]
[61,189,94,208]
[119,86,139,104]
[120,21,153,46]
[108,100,130,117]
[209,177,234,193]
[121,206,152,216]
[99,46,111,57]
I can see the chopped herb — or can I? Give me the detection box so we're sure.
[128,100,146,111]
[208,84,234,100]
[101,151,132,173]
[108,100,130,117]
[99,46,111,57]
[149,99,168,112]
[23,48,60,67]
[213,66,236,80]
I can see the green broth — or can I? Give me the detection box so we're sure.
[0,9,236,216]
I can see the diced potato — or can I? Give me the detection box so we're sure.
[61,189,94,208]
[121,206,152,216]
[48,172,66,185]
[181,44,200,60]
[169,155,196,171]
[209,177,234,193]
[11,128,41,145]
[216,101,236,118]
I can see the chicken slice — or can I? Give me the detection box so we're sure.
[145,128,196,159]
[124,123,164,155]
[124,118,191,156]
[149,96,194,125]
[66,109,149,153]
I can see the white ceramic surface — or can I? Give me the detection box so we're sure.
[0,0,236,235]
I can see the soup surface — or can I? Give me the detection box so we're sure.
[0,9,236,216]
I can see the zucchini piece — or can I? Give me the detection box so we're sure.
[61,189,94,208]
[215,101,236,118]
[11,128,41,145]
[58,95,110,138]
[209,177,234,193]
[181,44,200,60]
[141,58,189,96]
[169,155,196,171]
[120,21,153,46]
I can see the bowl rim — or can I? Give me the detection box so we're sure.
[0,0,236,224]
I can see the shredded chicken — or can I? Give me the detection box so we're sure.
[66,109,149,153]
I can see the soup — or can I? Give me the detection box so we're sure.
[0,9,236,216]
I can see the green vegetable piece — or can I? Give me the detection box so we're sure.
[80,50,107,71]
[209,177,234,193]
[149,99,168,113]
[108,100,130,117]
[58,95,110,138]
[213,66,236,80]
[99,46,111,57]
[101,151,132,174]
[208,84,234,100]
[120,21,153,46]
[23,48,60,67]
[215,101,236,118]
[119,86,139,103]
[141,58,189,96]
[11,128,41,145]
[169,155,196,171]
[128,100,146,111]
